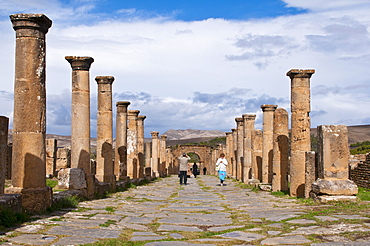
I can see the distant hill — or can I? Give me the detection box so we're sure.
[162,129,226,140]
[6,125,370,147]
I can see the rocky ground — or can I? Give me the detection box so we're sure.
[1,175,370,245]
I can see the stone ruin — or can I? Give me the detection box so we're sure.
[0,13,364,214]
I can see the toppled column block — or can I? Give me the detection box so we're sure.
[58,168,87,190]
[311,125,358,202]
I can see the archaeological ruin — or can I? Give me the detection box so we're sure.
[0,13,365,215]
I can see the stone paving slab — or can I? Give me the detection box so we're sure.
[52,236,98,245]
[2,175,370,246]
[217,231,265,242]
[260,235,311,245]
[46,225,122,238]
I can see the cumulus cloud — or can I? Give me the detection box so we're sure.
[1,0,370,138]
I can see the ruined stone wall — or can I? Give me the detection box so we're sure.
[350,153,370,189]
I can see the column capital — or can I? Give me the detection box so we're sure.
[10,13,52,34]
[137,115,146,121]
[242,114,256,121]
[65,56,94,71]
[261,104,278,112]
[95,76,114,84]
[116,101,130,107]
[235,117,244,123]
[128,110,140,116]
[231,128,236,132]
[151,131,159,138]
[160,135,167,140]
[287,69,315,79]
[226,132,232,136]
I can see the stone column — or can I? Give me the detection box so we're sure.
[66,56,94,172]
[225,132,233,176]
[145,142,151,168]
[46,139,57,177]
[261,104,277,184]
[272,108,289,192]
[231,128,237,178]
[287,69,315,197]
[160,135,168,176]
[151,131,159,177]
[252,129,263,181]
[10,14,52,212]
[0,116,9,196]
[137,115,146,178]
[235,118,244,181]
[305,151,316,198]
[95,76,115,186]
[242,114,256,182]
[115,101,130,180]
[127,110,140,179]
[311,125,358,202]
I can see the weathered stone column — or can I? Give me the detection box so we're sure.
[115,101,130,180]
[261,104,277,184]
[272,108,289,192]
[242,114,256,182]
[287,69,315,197]
[311,125,358,202]
[225,132,233,176]
[137,115,146,178]
[95,76,115,186]
[46,139,57,177]
[66,56,94,172]
[160,135,167,177]
[252,129,263,181]
[151,131,159,177]
[127,110,140,179]
[10,14,52,212]
[231,128,237,178]
[145,142,151,168]
[235,118,244,181]
[0,116,9,196]
[305,151,316,198]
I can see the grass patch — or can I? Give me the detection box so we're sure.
[271,190,289,197]
[358,187,370,201]
[105,206,116,213]
[46,179,58,188]
[0,208,30,229]
[99,219,116,227]
[47,195,81,212]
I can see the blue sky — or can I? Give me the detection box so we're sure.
[1,0,370,138]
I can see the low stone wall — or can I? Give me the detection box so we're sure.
[350,153,370,189]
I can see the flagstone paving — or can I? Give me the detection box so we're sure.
[1,175,370,245]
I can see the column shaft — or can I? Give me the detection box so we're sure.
[137,116,146,178]
[242,114,256,181]
[0,116,9,195]
[66,56,94,172]
[10,13,52,212]
[287,69,315,197]
[151,131,159,177]
[115,101,130,179]
[261,104,277,184]
[127,110,140,179]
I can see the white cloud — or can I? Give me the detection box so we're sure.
[1,0,370,138]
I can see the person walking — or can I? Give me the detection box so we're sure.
[192,162,198,178]
[178,153,190,185]
[215,153,228,186]
[203,167,207,175]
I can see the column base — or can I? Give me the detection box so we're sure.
[6,186,52,213]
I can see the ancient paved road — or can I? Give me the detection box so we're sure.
[2,175,370,245]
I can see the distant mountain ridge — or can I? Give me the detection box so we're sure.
[162,129,226,140]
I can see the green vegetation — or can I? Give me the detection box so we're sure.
[105,206,116,213]
[311,134,318,152]
[99,219,116,227]
[181,137,227,148]
[350,141,370,154]
[46,179,58,188]
[0,208,29,229]
[47,195,81,212]
[358,187,370,201]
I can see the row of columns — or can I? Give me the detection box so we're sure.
[227,69,314,197]
[2,13,157,212]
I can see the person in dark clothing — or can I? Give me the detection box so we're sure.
[192,162,198,178]
[203,167,207,175]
